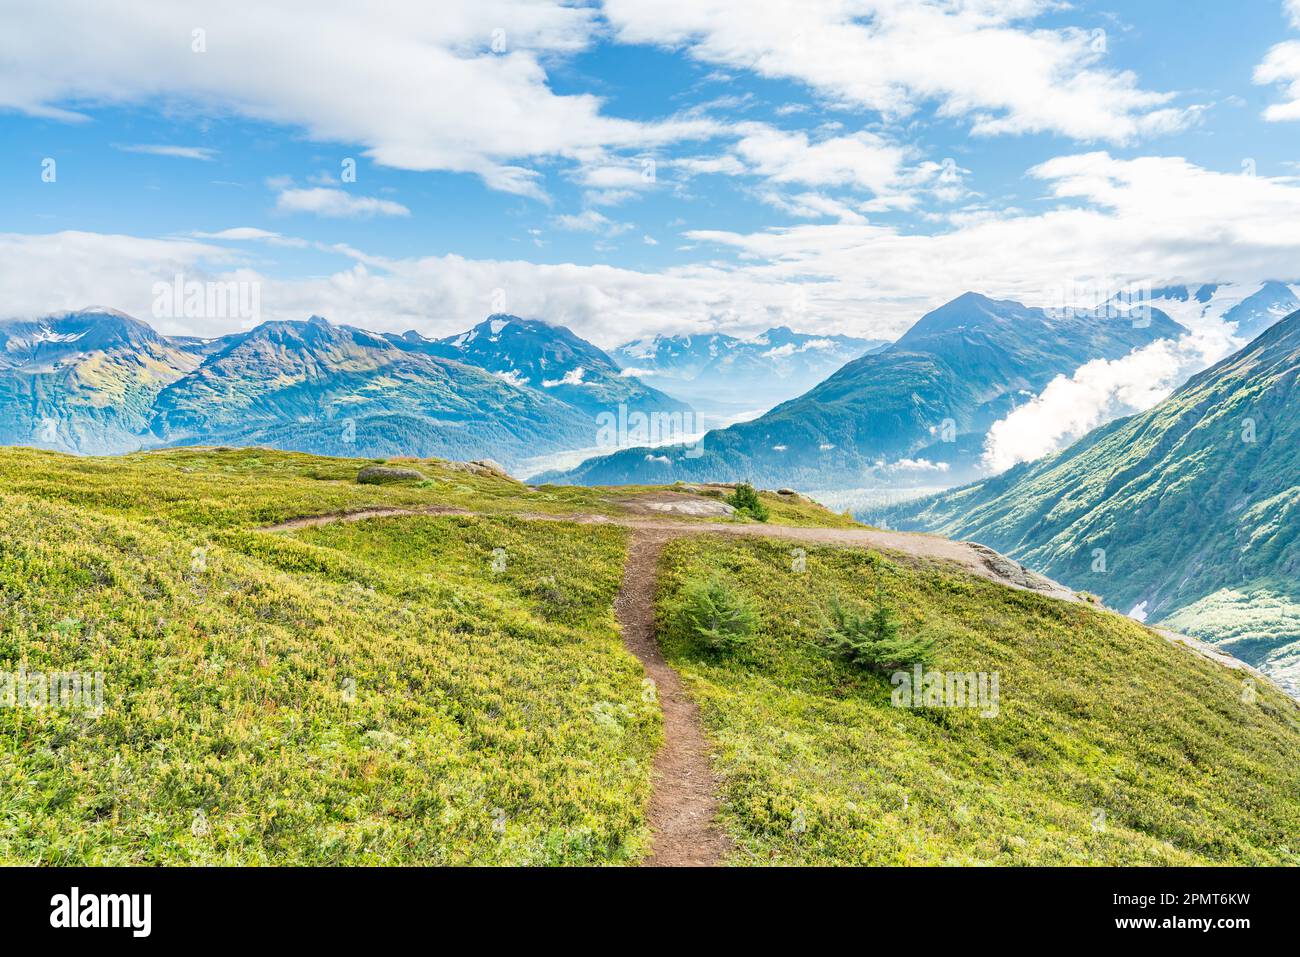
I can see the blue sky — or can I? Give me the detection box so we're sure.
[2,0,1299,344]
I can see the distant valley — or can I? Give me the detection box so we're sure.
[610,326,887,423]
[542,292,1194,489]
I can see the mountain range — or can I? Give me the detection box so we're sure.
[887,307,1300,695]
[0,310,682,468]
[387,315,689,420]
[610,326,887,421]
[1140,280,1299,342]
[0,309,207,455]
[543,292,1188,489]
[7,285,1295,490]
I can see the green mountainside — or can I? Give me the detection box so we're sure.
[0,311,688,468]
[889,309,1300,695]
[656,535,1298,864]
[542,293,1186,488]
[149,316,596,464]
[0,310,202,454]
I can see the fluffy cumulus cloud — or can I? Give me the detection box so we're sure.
[1255,41,1300,121]
[733,125,906,194]
[980,334,1222,472]
[603,0,1197,142]
[0,0,714,198]
[1253,0,1300,121]
[7,151,1300,345]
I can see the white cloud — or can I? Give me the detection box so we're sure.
[671,155,748,177]
[492,369,529,387]
[734,125,906,194]
[553,209,632,236]
[1288,0,1300,28]
[115,144,216,160]
[603,0,1196,143]
[756,190,867,224]
[192,227,280,241]
[6,154,1300,348]
[980,327,1235,473]
[542,366,587,387]
[0,1,715,197]
[0,231,239,336]
[687,153,1300,335]
[0,229,787,344]
[880,458,949,473]
[575,160,657,191]
[677,124,957,215]
[1255,40,1300,121]
[191,227,309,247]
[275,187,410,218]
[586,189,639,207]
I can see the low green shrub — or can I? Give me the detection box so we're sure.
[726,483,769,522]
[821,592,933,672]
[677,575,758,653]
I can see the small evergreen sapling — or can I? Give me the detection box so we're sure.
[822,588,933,673]
[726,482,770,522]
[678,575,758,653]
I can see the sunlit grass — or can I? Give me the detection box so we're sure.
[656,535,1300,865]
[0,448,667,864]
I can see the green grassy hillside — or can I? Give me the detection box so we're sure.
[0,447,852,531]
[1,447,1297,865]
[655,536,1300,865]
[0,490,657,864]
[0,447,839,864]
[888,309,1300,696]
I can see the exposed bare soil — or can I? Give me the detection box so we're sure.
[261,501,1252,864]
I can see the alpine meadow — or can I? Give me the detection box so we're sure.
[1,0,1298,935]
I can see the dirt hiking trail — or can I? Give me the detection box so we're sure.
[615,530,732,866]
[263,500,1246,866]
[264,504,1079,603]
